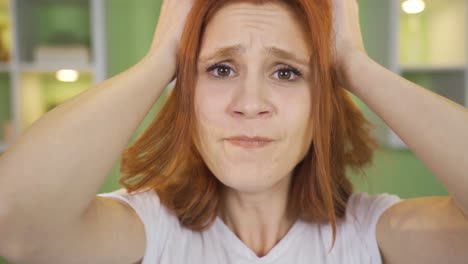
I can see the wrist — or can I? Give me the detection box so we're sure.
[139,46,177,85]
[337,50,369,91]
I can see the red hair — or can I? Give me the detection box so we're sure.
[119,0,377,249]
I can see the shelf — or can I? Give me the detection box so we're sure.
[399,0,467,67]
[400,65,466,73]
[19,62,94,73]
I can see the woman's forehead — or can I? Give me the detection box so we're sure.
[214,1,290,17]
[200,2,311,61]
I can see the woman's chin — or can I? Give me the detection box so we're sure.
[215,170,282,194]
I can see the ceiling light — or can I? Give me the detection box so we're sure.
[402,0,426,14]
[56,69,79,82]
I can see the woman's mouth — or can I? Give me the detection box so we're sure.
[225,136,274,148]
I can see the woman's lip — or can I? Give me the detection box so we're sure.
[225,136,274,142]
[226,138,272,148]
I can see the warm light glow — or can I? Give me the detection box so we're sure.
[56,69,79,82]
[402,0,426,14]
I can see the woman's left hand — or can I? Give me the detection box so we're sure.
[330,0,367,86]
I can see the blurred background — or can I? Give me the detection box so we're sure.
[0,0,466,262]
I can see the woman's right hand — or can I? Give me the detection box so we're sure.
[148,0,195,59]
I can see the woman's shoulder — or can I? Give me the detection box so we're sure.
[346,192,402,222]
[97,188,176,221]
[97,188,161,213]
[310,192,403,260]
[96,188,183,236]
[97,188,180,260]
[340,192,403,242]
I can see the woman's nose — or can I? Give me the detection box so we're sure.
[227,76,274,119]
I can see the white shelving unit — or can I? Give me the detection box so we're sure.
[0,0,107,153]
[387,0,467,149]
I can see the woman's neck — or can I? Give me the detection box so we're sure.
[218,174,296,257]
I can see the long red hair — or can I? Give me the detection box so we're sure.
[119,0,377,249]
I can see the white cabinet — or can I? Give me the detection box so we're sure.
[0,0,107,153]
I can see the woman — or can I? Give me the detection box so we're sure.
[0,0,467,263]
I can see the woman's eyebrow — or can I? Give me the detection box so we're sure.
[199,44,309,67]
[199,44,245,62]
[266,46,309,67]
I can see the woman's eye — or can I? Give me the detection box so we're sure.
[205,63,303,81]
[206,64,234,79]
[273,67,303,81]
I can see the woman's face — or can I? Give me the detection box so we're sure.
[195,2,313,193]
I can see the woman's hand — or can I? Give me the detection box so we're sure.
[330,0,367,87]
[146,0,195,61]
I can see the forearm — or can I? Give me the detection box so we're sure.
[343,51,468,214]
[0,50,174,228]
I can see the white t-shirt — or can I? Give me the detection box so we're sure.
[97,188,401,264]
